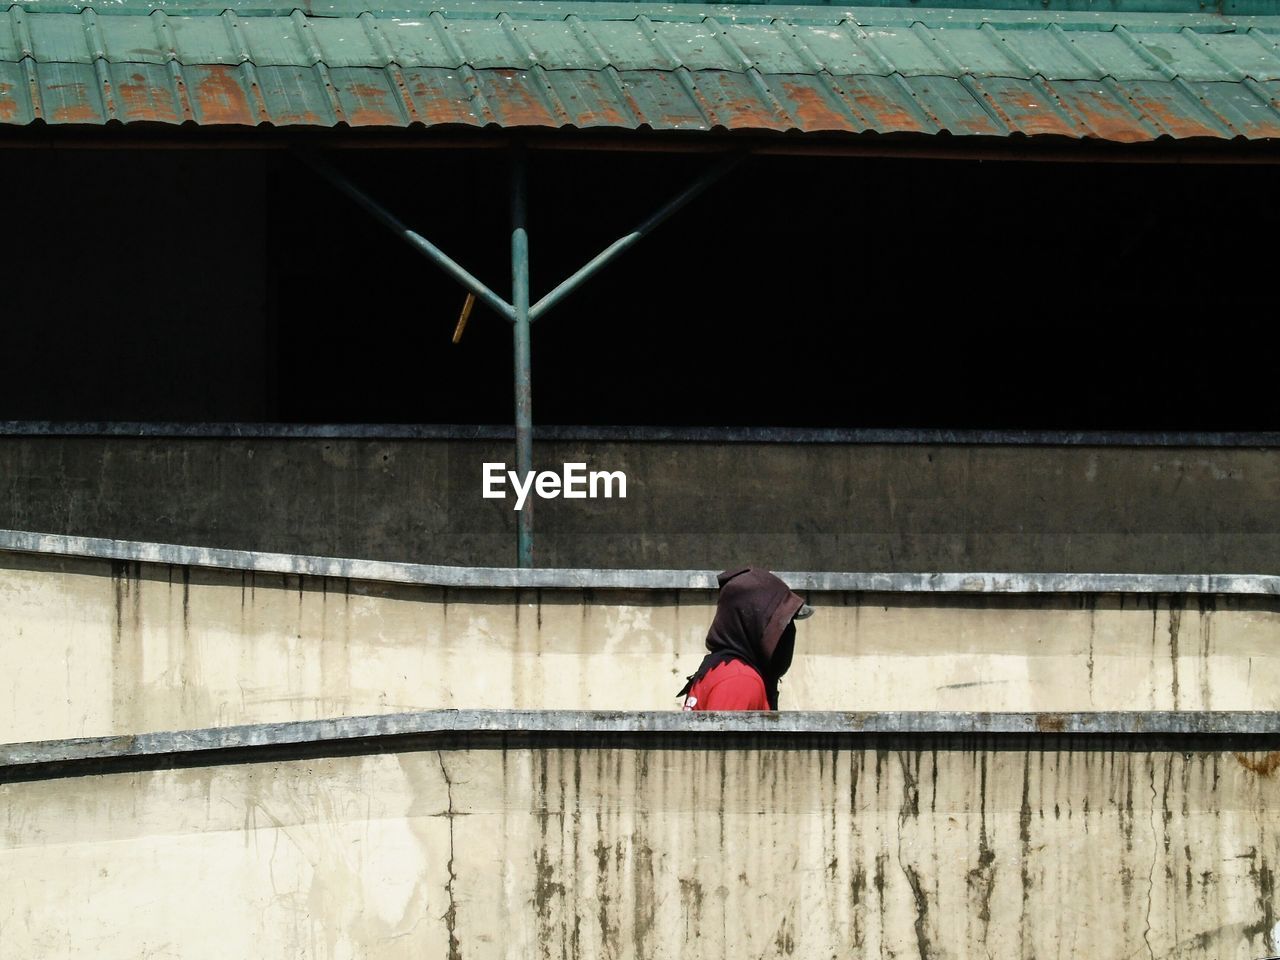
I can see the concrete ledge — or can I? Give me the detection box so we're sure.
[3,421,1279,446]
[7,707,1279,959]
[2,529,1277,595]
[6,710,1280,774]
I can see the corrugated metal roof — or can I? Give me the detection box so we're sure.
[1,3,1278,140]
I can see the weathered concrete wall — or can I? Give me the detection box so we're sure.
[3,737,1278,959]
[4,551,1278,743]
[1,438,1277,572]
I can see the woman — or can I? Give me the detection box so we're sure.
[677,566,812,711]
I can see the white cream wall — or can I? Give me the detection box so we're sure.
[3,552,1278,744]
[3,741,1277,960]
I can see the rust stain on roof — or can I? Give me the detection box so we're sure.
[779,81,859,133]
[0,9,1276,143]
[483,70,558,127]
[570,107,629,128]
[0,83,18,122]
[554,75,631,128]
[273,110,327,125]
[342,82,399,126]
[841,80,929,134]
[48,83,99,123]
[997,87,1078,137]
[193,65,254,125]
[405,73,480,126]
[1059,87,1152,143]
[117,74,180,124]
[706,74,787,130]
[1128,91,1225,138]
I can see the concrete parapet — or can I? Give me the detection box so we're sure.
[2,543,1278,743]
[3,712,1278,960]
[2,435,1278,572]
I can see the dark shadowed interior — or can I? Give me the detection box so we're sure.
[4,142,1276,430]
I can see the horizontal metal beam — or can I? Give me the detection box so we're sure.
[5,129,1280,168]
[298,151,516,322]
[6,710,1280,776]
[3,422,1278,447]
[2,529,1278,596]
[4,125,1280,167]
[528,153,743,322]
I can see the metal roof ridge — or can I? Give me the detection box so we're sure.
[4,1,1278,28]
[10,7,1279,84]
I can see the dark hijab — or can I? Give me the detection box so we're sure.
[676,567,805,710]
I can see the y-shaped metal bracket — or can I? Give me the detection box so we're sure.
[301,146,744,567]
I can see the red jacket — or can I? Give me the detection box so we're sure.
[681,659,769,711]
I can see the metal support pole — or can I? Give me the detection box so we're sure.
[301,145,744,570]
[299,151,516,323]
[528,152,744,322]
[511,145,534,568]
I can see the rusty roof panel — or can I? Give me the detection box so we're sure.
[186,63,258,124]
[970,75,1082,136]
[542,69,638,127]
[328,66,403,124]
[837,74,935,132]
[39,61,102,123]
[1185,77,1280,137]
[1,6,1279,142]
[1119,77,1233,136]
[5,58,1280,141]
[471,68,559,126]
[259,64,339,124]
[110,63,184,122]
[0,62,32,124]
[908,75,1004,134]
[615,68,711,129]
[398,66,484,124]
[1043,80,1152,141]
[762,74,860,132]
[703,71,783,127]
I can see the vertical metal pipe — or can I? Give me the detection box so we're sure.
[511,144,534,568]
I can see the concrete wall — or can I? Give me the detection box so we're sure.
[2,438,1276,572]
[3,737,1278,959]
[4,550,1278,743]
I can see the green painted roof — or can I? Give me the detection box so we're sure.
[1,1,1278,140]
